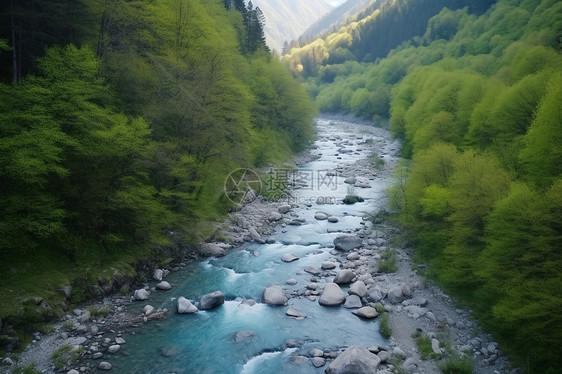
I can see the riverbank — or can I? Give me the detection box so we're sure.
[3,115,516,373]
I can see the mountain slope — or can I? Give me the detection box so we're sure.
[251,0,333,53]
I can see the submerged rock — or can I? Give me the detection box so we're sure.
[233,330,256,342]
[281,253,299,262]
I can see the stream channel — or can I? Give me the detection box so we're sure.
[108,116,400,373]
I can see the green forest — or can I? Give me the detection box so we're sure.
[286,0,561,372]
[0,0,314,330]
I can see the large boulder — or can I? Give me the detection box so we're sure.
[156,281,172,290]
[199,291,225,310]
[153,268,163,281]
[325,345,381,374]
[133,289,150,301]
[387,284,411,304]
[352,306,379,319]
[267,212,283,222]
[348,281,368,297]
[177,297,198,314]
[262,285,288,305]
[281,253,299,263]
[333,269,355,285]
[319,283,345,306]
[333,235,363,251]
[199,243,226,257]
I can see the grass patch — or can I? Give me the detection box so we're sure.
[12,364,41,374]
[369,152,385,170]
[379,313,392,339]
[378,248,398,273]
[62,321,75,331]
[343,185,364,205]
[87,305,111,317]
[438,356,473,374]
[51,344,83,370]
[412,331,441,360]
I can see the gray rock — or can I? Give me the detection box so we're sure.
[386,285,407,304]
[346,252,360,261]
[155,281,172,290]
[98,362,112,370]
[199,243,226,257]
[304,266,321,275]
[393,347,407,358]
[365,287,385,303]
[319,283,346,306]
[327,216,339,223]
[286,307,305,319]
[177,297,198,314]
[67,369,79,374]
[314,212,329,220]
[2,358,14,366]
[133,289,149,301]
[311,357,326,368]
[402,357,418,372]
[378,350,391,363]
[343,295,363,309]
[153,269,163,281]
[431,339,442,354]
[278,205,292,214]
[352,306,379,319]
[321,261,337,270]
[143,305,155,316]
[286,278,298,285]
[267,212,283,222]
[333,269,355,284]
[404,305,427,319]
[309,348,324,357]
[325,345,381,374]
[233,330,256,342]
[344,177,356,184]
[281,253,299,263]
[248,227,261,240]
[92,352,103,359]
[115,337,126,345]
[241,299,256,306]
[348,281,368,297]
[459,344,473,353]
[60,286,73,299]
[262,285,288,305]
[333,235,363,251]
[199,291,225,310]
[107,344,120,354]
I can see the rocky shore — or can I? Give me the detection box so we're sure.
[2,116,518,374]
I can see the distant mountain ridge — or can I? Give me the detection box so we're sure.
[251,0,333,53]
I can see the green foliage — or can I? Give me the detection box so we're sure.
[378,313,392,339]
[377,249,398,273]
[438,356,473,374]
[52,344,83,370]
[412,331,441,360]
[12,364,42,374]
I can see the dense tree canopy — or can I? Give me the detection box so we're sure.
[290,0,562,371]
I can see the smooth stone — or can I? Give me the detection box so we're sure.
[286,307,305,319]
[314,212,328,220]
[155,281,172,290]
[393,347,407,358]
[333,235,362,251]
[311,357,326,368]
[304,266,321,275]
[402,357,418,372]
[278,205,292,214]
[282,253,299,262]
[319,283,345,306]
[153,269,163,281]
[92,352,103,359]
[309,348,324,357]
[378,350,391,363]
[286,278,298,285]
[333,269,355,284]
[199,291,225,310]
[67,370,79,374]
[327,216,339,223]
[107,344,120,354]
[133,289,149,301]
[267,212,283,221]
[348,281,368,297]
[115,337,126,345]
[346,252,360,261]
[233,330,255,342]
[325,345,381,374]
[143,305,155,316]
[199,243,226,257]
[241,299,256,306]
[431,339,442,354]
[98,362,112,370]
[177,297,198,314]
[343,295,363,309]
[387,285,407,304]
[262,285,288,305]
[352,306,379,319]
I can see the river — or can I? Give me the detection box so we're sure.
[106,116,400,373]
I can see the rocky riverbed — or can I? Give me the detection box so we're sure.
[2,115,518,374]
